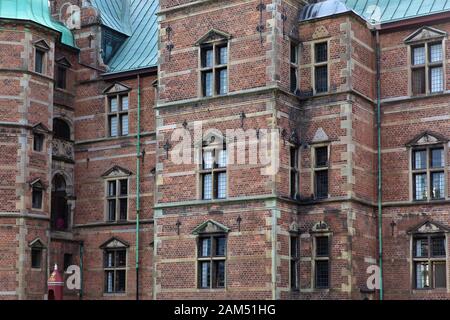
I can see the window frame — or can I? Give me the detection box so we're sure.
[34,48,46,74]
[31,247,42,269]
[290,40,299,94]
[290,233,300,290]
[199,41,229,97]
[105,177,129,222]
[411,234,447,290]
[312,144,330,200]
[290,146,300,199]
[410,41,445,96]
[33,133,44,152]
[312,234,331,290]
[32,184,44,210]
[56,64,67,90]
[197,233,227,289]
[410,145,447,202]
[106,93,130,138]
[313,41,329,95]
[199,143,227,201]
[103,248,127,294]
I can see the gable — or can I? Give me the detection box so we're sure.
[192,220,230,235]
[29,238,46,249]
[408,220,450,234]
[29,178,45,189]
[103,82,131,95]
[100,237,130,249]
[32,123,50,134]
[56,57,72,68]
[101,165,133,178]
[34,39,50,51]
[311,221,330,233]
[195,29,232,46]
[406,131,448,147]
[404,26,447,44]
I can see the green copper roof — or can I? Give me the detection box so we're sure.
[0,0,76,48]
[91,0,159,74]
[341,0,450,24]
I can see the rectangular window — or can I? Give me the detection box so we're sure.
[290,42,299,93]
[198,235,227,289]
[314,42,328,94]
[413,235,447,289]
[412,147,446,201]
[104,249,127,293]
[32,187,43,209]
[35,49,45,74]
[106,179,128,221]
[200,43,228,97]
[290,147,299,199]
[31,248,42,269]
[64,253,73,270]
[56,66,67,89]
[314,236,330,289]
[201,146,227,200]
[290,235,299,289]
[411,42,444,95]
[108,94,129,137]
[314,146,329,199]
[33,133,44,152]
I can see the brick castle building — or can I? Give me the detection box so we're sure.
[0,0,450,300]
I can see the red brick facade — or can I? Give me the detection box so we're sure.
[1,0,450,300]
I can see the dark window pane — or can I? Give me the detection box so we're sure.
[108,181,116,197]
[217,68,227,95]
[53,119,71,140]
[202,173,213,200]
[290,236,299,258]
[315,170,328,199]
[116,270,126,292]
[291,43,298,64]
[413,150,427,170]
[218,46,228,65]
[105,270,114,292]
[33,133,44,152]
[202,48,213,68]
[316,236,329,257]
[56,66,66,89]
[291,260,299,289]
[431,148,444,168]
[434,262,446,288]
[412,68,425,95]
[315,66,328,93]
[32,188,43,209]
[415,262,430,289]
[199,237,211,257]
[315,147,328,167]
[431,172,445,200]
[315,260,329,288]
[290,170,297,198]
[119,180,128,196]
[199,261,211,288]
[202,71,213,97]
[31,249,42,268]
[315,42,328,63]
[213,261,225,288]
[413,173,427,200]
[290,67,297,93]
[108,199,116,221]
[431,237,446,257]
[414,238,429,258]
[64,253,73,270]
[119,199,127,220]
[215,237,226,256]
[35,50,44,73]
[116,250,126,267]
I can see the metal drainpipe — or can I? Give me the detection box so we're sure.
[79,241,84,300]
[375,29,384,301]
[135,74,142,300]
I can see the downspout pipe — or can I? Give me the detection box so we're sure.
[79,241,84,300]
[375,29,384,301]
[135,74,142,300]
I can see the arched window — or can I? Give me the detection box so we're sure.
[53,118,71,140]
